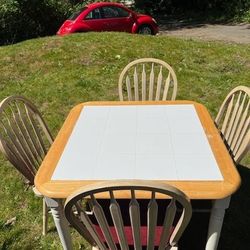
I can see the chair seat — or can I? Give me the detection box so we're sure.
[65,181,192,249]
[95,225,173,246]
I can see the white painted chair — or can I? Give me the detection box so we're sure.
[215,86,250,163]
[118,58,178,101]
[0,95,54,235]
[64,180,192,250]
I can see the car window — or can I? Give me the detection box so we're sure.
[117,7,130,17]
[102,6,129,18]
[85,8,101,20]
[69,7,87,20]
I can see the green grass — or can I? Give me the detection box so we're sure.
[0,32,249,249]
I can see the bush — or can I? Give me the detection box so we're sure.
[136,0,250,18]
[0,0,21,45]
[0,0,72,45]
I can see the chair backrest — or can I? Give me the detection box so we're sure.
[118,58,178,101]
[65,180,192,250]
[0,96,53,185]
[215,86,250,163]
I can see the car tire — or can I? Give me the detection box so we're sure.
[137,25,153,35]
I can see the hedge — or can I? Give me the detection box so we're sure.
[0,0,75,45]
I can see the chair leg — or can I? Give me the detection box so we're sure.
[42,198,48,235]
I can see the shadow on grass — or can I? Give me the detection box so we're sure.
[0,229,26,250]
[179,164,250,249]
[218,164,250,250]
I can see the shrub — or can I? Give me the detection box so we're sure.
[0,0,22,45]
[134,0,250,19]
[0,0,72,45]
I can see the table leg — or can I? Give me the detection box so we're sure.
[205,196,231,250]
[45,197,73,250]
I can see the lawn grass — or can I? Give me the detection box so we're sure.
[0,32,249,249]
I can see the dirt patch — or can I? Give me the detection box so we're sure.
[158,21,250,44]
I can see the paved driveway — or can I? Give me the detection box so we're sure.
[159,22,250,44]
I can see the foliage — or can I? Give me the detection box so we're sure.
[240,9,250,22]
[0,0,21,45]
[0,0,73,45]
[134,0,250,20]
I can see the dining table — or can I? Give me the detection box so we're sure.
[35,100,241,250]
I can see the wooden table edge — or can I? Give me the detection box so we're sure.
[35,100,241,200]
[36,179,241,199]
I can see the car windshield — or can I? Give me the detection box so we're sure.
[68,7,87,20]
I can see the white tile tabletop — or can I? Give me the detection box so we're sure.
[52,104,223,181]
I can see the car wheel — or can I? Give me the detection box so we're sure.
[138,25,153,35]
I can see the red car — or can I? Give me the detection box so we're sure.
[57,2,158,35]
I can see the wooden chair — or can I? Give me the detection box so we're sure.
[118,58,178,101]
[0,95,53,235]
[215,86,250,164]
[64,180,192,249]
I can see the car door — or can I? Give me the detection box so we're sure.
[82,7,106,32]
[100,6,134,32]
